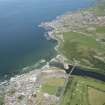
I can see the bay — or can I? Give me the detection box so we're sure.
[0,0,96,80]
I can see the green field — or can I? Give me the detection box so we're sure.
[88,87,105,105]
[60,76,105,105]
[41,77,65,95]
[0,91,4,105]
[96,26,105,33]
[59,32,105,73]
[80,26,105,36]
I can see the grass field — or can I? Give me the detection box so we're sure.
[80,26,105,35]
[41,77,65,95]
[59,32,105,73]
[60,76,105,105]
[88,87,105,105]
[0,91,4,105]
[96,26,105,33]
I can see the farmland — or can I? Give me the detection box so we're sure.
[60,76,105,105]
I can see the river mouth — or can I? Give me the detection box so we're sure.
[66,66,105,82]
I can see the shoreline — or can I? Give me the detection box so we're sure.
[40,0,105,74]
[0,0,99,85]
[2,0,105,104]
[0,0,99,86]
[0,53,67,86]
[0,0,101,86]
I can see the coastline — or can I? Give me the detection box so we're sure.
[40,0,105,73]
[0,0,99,86]
[1,0,105,104]
[0,0,99,84]
[0,0,101,87]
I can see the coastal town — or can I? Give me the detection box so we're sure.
[41,11,105,41]
[3,67,66,105]
[1,0,105,105]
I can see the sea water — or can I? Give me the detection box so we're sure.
[0,0,96,80]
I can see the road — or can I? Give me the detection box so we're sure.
[58,64,76,105]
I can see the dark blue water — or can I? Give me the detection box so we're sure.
[0,0,96,80]
[67,66,105,82]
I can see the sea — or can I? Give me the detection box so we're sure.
[0,0,96,80]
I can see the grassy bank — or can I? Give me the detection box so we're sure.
[41,77,65,96]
